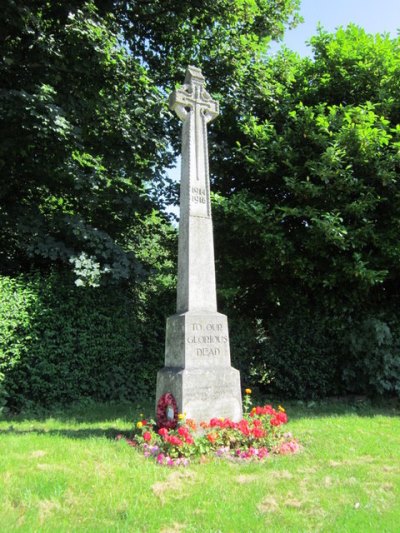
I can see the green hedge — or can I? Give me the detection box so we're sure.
[1,274,399,412]
[229,310,344,400]
[0,272,173,411]
[229,307,400,400]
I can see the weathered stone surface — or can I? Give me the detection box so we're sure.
[165,312,231,368]
[156,66,242,423]
[156,367,242,423]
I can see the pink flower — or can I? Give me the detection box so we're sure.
[157,453,165,464]
[279,441,300,455]
[264,405,275,415]
[257,447,269,459]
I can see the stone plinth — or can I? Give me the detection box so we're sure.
[156,366,242,423]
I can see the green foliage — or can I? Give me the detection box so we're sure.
[0,0,300,284]
[211,26,400,397]
[0,271,174,411]
[344,316,400,397]
[213,27,400,312]
[228,310,344,399]
[1,0,174,283]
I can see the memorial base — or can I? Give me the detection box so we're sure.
[156,366,242,423]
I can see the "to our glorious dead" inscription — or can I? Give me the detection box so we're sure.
[187,322,228,356]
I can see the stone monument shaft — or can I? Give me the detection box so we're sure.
[169,66,218,313]
[156,66,242,424]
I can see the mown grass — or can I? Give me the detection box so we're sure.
[1,399,399,532]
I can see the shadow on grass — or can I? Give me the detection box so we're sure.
[1,400,154,424]
[1,398,399,441]
[274,396,400,420]
[0,426,130,440]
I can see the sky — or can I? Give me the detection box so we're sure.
[271,0,400,56]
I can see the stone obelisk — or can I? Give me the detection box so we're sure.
[156,66,242,423]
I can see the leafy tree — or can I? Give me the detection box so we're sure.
[0,1,174,284]
[0,0,301,284]
[208,25,400,397]
[211,25,400,316]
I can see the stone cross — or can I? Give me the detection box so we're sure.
[156,66,242,424]
[169,66,219,313]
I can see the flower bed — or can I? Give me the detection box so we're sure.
[119,393,300,466]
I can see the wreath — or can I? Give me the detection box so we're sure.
[157,393,178,429]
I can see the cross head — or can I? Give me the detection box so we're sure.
[169,66,219,122]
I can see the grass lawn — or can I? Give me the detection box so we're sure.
[1,399,399,532]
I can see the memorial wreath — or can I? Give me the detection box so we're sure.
[156,392,178,429]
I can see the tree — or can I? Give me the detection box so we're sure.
[0,0,301,285]
[211,25,400,316]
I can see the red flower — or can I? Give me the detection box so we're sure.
[167,435,183,446]
[238,419,250,436]
[224,419,237,429]
[178,426,189,437]
[158,427,169,438]
[185,436,194,445]
[277,412,288,424]
[142,420,147,426]
[252,427,266,438]
[143,431,152,442]
[270,417,281,426]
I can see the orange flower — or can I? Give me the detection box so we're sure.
[207,433,217,444]
[186,418,197,431]
[245,388,252,395]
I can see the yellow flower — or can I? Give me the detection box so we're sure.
[178,413,185,420]
[278,405,285,413]
[245,388,252,395]
[136,421,143,429]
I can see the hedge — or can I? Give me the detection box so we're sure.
[0,272,172,411]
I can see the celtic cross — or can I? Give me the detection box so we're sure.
[169,66,219,312]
